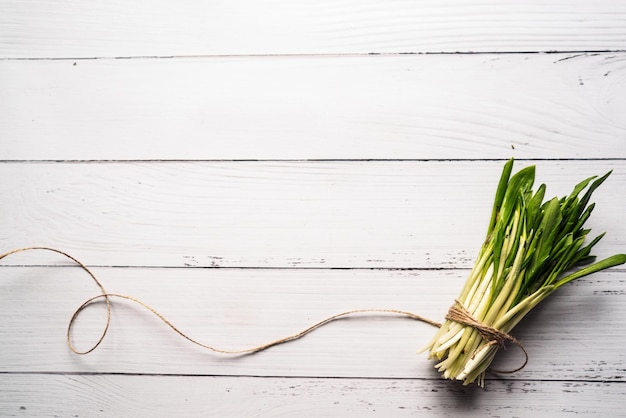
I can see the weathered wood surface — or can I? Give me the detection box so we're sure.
[1,161,624,268]
[1,161,625,416]
[1,375,624,417]
[1,0,625,57]
[1,267,624,381]
[2,0,626,416]
[1,54,625,160]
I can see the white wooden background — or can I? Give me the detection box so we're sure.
[1,1,626,416]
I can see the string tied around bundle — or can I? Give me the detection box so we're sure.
[445,300,528,374]
[0,246,527,372]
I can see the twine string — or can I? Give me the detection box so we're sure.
[1,246,526,372]
[445,300,529,374]
[72,292,443,355]
[0,246,111,355]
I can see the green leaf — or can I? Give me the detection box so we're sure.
[487,158,514,237]
[570,232,606,265]
[554,254,626,289]
[496,165,535,236]
[532,197,562,264]
[565,175,597,206]
[577,170,612,215]
[526,183,546,229]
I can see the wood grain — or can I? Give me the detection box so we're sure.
[2,53,625,160]
[3,2,626,415]
[1,0,626,58]
[1,160,624,268]
[1,267,624,381]
[1,374,624,417]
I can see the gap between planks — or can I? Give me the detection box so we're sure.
[2,157,626,164]
[1,371,626,384]
[2,50,625,61]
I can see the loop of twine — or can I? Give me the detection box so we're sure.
[445,300,529,374]
[1,247,442,355]
[0,246,111,355]
[1,247,527,374]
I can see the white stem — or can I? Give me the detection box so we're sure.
[432,328,465,355]
[457,343,496,380]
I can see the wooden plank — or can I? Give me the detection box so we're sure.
[1,0,626,58]
[1,374,624,417]
[2,53,625,160]
[1,160,624,268]
[1,267,624,381]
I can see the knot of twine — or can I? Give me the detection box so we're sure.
[445,300,528,374]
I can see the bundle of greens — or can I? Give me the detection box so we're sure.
[421,159,626,386]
